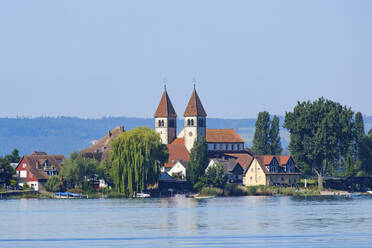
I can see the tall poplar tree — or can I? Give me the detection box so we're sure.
[252,111,271,155]
[354,112,365,159]
[110,127,168,196]
[270,115,282,155]
[187,136,209,186]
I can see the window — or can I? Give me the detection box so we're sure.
[161,120,165,127]
[191,119,194,126]
[214,144,217,150]
[158,120,161,127]
[251,168,253,172]
[259,176,261,180]
[187,119,191,126]
[281,177,284,181]
[258,167,260,171]
[250,176,252,181]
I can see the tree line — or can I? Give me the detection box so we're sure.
[252,98,372,178]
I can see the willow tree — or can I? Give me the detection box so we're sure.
[110,127,168,196]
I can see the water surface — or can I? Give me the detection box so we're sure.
[1,196,372,247]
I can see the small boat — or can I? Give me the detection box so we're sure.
[367,191,372,195]
[194,195,215,200]
[134,192,150,198]
[55,192,87,199]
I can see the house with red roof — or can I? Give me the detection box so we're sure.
[16,152,64,191]
[243,155,301,187]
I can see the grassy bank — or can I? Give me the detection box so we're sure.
[199,184,320,197]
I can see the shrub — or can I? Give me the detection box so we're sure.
[45,176,62,192]
[200,186,224,196]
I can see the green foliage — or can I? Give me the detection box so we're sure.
[98,158,113,187]
[60,152,99,190]
[205,163,227,188]
[187,136,209,186]
[200,186,224,196]
[344,155,355,176]
[270,116,282,155]
[0,157,15,186]
[45,176,62,192]
[110,127,168,196]
[252,112,282,155]
[354,112,365,157]
[284,98,354,176]
[357,133,372,175]
[4,149,21,164]
[252,111,271,155]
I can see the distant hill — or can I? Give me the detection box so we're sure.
[0,116,371,157]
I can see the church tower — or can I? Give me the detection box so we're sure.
[154,87,177,144]
[183,87,207,152]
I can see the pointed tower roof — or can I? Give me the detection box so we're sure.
[154,88,177,118]
[184,89,207,117]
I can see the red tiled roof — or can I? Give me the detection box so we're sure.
[20,154,65,180]
[184,89,207,117]
[154,90,177,118]
[277,155,291,165]
[224,153,254,171]
[206,129,244,143]
[256,155,274,165]
[165,144,190,168]
[171,138,185,145]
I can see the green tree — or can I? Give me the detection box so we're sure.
[358,132,372,175]
[353,112,365,159]
[60,152,99,190]
[110,127,168,196]
[284,98,354,181]
[187,136,209,186]
[0,157,14,186]
[4,149,21,164]
[98,158,113,187]
[269,115,282,155]
[45,176,62,192]
[252,111,271,155]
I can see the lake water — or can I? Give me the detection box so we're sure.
[1,196,372,247]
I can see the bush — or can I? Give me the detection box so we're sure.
[200,186,224,196]
[45,176,62,192]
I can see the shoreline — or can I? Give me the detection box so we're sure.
[2,188,371,200]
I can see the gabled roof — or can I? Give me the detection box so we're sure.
[256,155,276,165]
[206,129,244,143]
[210,158,243,175]
[18,154,65,180]
[184,89,207,117]
[154,90,177,118]
[224,153,254,172]
[82,126,125,162]
[277,155,291,166]
[165,144,190,168]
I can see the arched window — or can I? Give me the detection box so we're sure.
[158,120,161,127]
[161,120,165,127]
[187,119,191,126]
[191,119,194,126]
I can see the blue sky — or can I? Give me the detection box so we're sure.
[0,0,371,118]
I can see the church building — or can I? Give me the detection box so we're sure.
[154,87,246,174]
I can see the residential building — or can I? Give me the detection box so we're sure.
[82,126,125,162]
[244,155,301,187]
[16,152,64,191]
[207,158,244,184]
